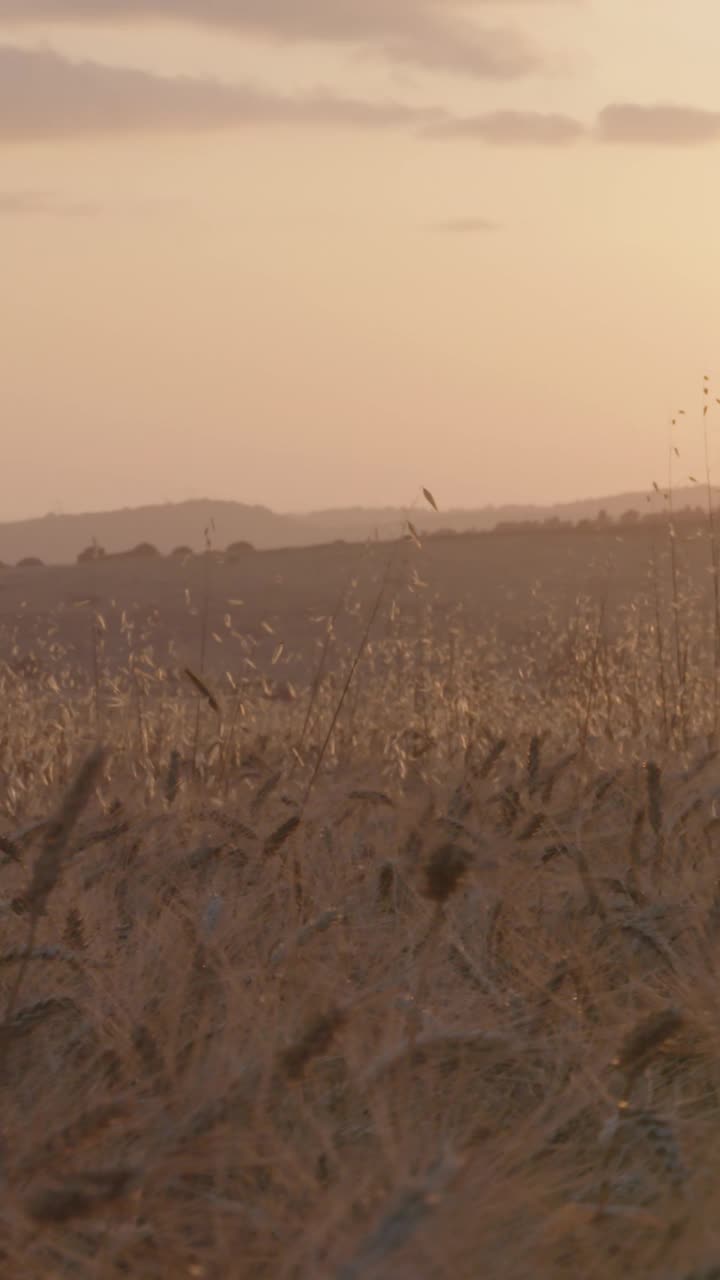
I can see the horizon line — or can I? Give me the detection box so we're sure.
[2,483,716,528]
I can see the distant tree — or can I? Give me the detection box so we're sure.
[619,509,640,525]
[123,542,160,558]
[17,556,44,568]
[495,521,532,534]
[77,542,106,564]
[676,504,704,522]
[595,509,612,526]
[226,540,255,559]
[170,545,194,558]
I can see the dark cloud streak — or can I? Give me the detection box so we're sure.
[426,109,584,144]
[597,103,720,145]
[0,45,572,143]
[4,48,720,152]
[0,46,433,139]
[0,1,546,80]
[432,216,502,233]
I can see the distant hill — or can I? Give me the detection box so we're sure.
[0,488,716,566]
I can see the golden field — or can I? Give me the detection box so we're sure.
[2,521,720,1278]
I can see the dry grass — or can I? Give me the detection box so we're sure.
[5,530,720,1278]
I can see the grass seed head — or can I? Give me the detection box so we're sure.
[423,843,471,903]
[281,1008,347,1081]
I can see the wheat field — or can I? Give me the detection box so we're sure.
[3,522,720,1279]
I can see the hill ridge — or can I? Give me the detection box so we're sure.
[1,486,717,566]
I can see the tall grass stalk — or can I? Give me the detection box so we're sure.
[302,555,395,812]
[192,520,215,774]
[649,542,670,746]
[667,424,688,747]
[579,596,607,754]
[702,379,720,740]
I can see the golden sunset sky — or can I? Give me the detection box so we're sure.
[2,1,720,518]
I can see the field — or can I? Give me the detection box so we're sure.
[3,523,720,1278]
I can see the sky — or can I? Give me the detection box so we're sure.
[3,1,720,519]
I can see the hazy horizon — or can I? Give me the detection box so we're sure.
[4,479,716,527]
[4,2,720,521]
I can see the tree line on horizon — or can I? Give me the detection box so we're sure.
[0,503,712,569]
[492,502,708,535]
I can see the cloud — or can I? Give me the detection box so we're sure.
[0,46,584,145]
[7,46,720,154]
[426,109,585,145]
[0,1,547,80]
[597,103,720,145]
[0,45,432,139]
[432,216,502,233]
[0,188,99,214]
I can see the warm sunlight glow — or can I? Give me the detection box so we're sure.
[2,1,720,518]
